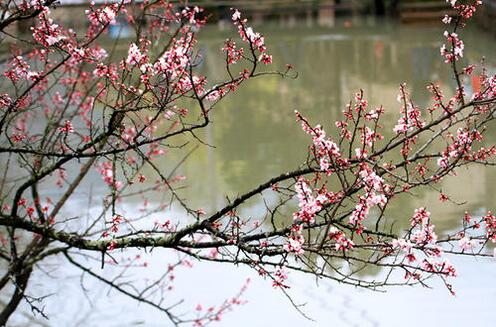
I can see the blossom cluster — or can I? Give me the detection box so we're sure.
[328,227,354,251]
[293,177,326,224]
[409,208,438,246]
[437,128,481,169]
[283,224,305,255]
[349,164,388,232]
[440,31,464,63]
[391,208,457,287]
[31,7,66,47]
[446,0,482,19]
[483,211,496,242]
[295,110,342,173]
[393,84,425,134]
[96,161,122,190]
[231,9,272,65]
[440,1,482,63]
[272,267,289,288]
[85,2,120,26]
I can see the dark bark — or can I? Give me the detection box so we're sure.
[0,266,33,326]
[0,0,56,32]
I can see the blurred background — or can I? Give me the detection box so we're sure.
[13,0,496,34]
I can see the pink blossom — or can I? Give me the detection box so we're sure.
[126,43,145,66]
[293,178,322,224]
[86,4,118,26]
[440,32,464,63]
[411,207,431,226]
[283,234,305,255]
[483,211,496,242]
[231,9,241,21]
[259,53,272,65]
[59,120,74,134]
[272,267,290,288]
[31,8,66,47]
[458,236,475,251]
[412,222,438,245]
[392,238,413,252]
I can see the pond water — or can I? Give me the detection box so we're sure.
[6,17,496,327]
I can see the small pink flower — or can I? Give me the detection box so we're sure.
[59,120,74,134]
[231,9,241,21]
[458,236,474,251]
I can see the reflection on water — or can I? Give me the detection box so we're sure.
[7,18,496,326]
[170,19,496,232]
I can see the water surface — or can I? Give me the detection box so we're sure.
[7,17,496,327]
